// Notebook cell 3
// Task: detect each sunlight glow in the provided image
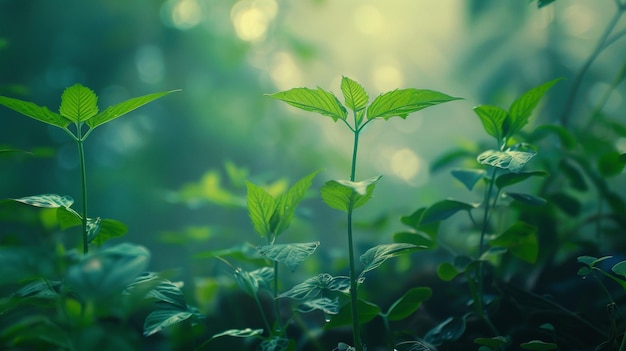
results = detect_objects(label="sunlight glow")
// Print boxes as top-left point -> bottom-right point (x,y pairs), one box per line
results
562,4 -> 594,37
161,0 -> 202,30
390,147 -> 423,184
231,0 -> 278,42
353,5 -> 384,35
269,51 -> 302,90
372,64 -> 403,92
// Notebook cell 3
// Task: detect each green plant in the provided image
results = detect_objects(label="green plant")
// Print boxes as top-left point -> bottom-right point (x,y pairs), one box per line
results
268,77 -> 460,350
0,84 -> 206,350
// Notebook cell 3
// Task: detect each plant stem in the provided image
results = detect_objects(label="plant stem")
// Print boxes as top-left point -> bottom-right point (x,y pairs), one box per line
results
76,124 -> 89,254
347,115 -> 363,351
273,260 -> 283,334
559,2 -> 626,127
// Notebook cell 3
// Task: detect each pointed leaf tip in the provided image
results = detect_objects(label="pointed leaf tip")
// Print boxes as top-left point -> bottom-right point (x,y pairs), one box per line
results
267,87 -> 347,122
367,88 -> 461,120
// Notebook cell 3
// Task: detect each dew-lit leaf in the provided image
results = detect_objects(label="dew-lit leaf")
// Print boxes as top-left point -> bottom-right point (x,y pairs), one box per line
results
11,194 -> 74,208
297,297 -> 339,315
278,273 -> 350,300
360,243 -> 422,276
477,150 -> 536,173
257,241 -> 320,272
273,170 -> 318,235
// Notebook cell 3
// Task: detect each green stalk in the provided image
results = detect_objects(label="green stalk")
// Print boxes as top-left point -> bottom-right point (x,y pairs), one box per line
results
75,123 -> 89,254
273,260 -> 283,334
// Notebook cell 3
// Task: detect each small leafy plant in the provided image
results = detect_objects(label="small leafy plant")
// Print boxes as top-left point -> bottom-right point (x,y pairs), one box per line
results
268,77 -> 460,350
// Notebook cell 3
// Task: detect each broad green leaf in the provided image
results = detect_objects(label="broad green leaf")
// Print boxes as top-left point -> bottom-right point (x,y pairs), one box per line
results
273,170 -> 318,235
393,231 -> 437,250
87,90 -> 179,129
278,273 -> 350,300
246,181 -> 277,238
451,168 -> 486,191
297,297 -> 339,315
58,84 -> 99,122
400,207 -> 440,236
325,299 -> 380,328
0,96 -> 70,128
233,267 -> 273,297
479,246 -> 508,261
473,105 -> 508,141
506,78 -> 561,138
320,175 -> 382,212
386,287 -> 432,321
143,307 -> 194,336
257,241 -> 320,272
65,243 -> 150,300
577,255 -> 612,268
598,151 -> 624,177
57,207 -> 82,229
437,262 -> 460,281
612,261 -> 626,279
474,336 -> 509,349
424,316 -> 466,346
495,171 -> 548,189
420,199 -> 477,225
341,76 -> 368,113
90,218 -> 128,246
520,340 -> 557,350
145,279 -> 187,308
267,87 -> 347,122
11,194 -> 74,208
360,243 -> 421,276
505,192 -> 547,206
477,149 -> 536,173
490,222 -> 538,263
367,89 -> 461,120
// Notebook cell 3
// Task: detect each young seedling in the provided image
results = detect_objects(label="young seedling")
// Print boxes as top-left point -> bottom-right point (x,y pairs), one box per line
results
268,76 -> 460,350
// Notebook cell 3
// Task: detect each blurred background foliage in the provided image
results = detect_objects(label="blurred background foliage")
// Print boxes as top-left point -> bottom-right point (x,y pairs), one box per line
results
1,0 -> 625,293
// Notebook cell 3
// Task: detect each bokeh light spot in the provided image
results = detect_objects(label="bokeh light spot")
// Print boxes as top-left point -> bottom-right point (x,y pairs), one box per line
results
135,45 -> 165,84
372,64 -> 403,92
353,5 -> 383,35
390,147 -> 422,184
161,0 -> 202,30
231,0 -> 278,42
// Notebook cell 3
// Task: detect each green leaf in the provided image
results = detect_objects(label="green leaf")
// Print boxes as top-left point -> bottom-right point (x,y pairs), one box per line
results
143,307 -> 193,337
386,287 -> 432,321
520,340 -> 557,350
473,105 -> 508,141
424,316 -> 466,346
393,231 -> 437,250
11,194 -> 74,208
549,192 -> 581,216
505,192 -> 547,206
297,297 -> 339,315
531,124 -> 576,149
490,222 -> 538,263
320,175 -> 382,212
92,218 -> 127,245
367,89 -> 461,120
246,181 -> 277,238
341,76 -> 368,113
233,267 -> 273,297
0,96 -> 70,128
257,241 -> 320,272
360,243 -> 421,276
0,315 -> 71,349
86,90 -> 179,129
612,261 -> 626,279
58,84 -> 99,123
273,170 -> 318,235
495,171 -> 548,189
437,262 -> 460,281
577,255 -> 611,267
420,199 -> 477,225
536,0 -> 557,8
598,151 -> 624,177
477,150 -> 536,173
506,78 -> 561,138
210,328 -> 263,340
267,87 -> 347,122
278,273 -> 350,300
451,168 -> 486,191
146,279 -> 187,308
474,336 -> 509,349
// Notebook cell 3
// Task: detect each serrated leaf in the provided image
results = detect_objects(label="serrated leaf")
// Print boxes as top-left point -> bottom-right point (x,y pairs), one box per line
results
386,287 -> 432,321
0,96 -> 70,128
341,76 -> 368,113
267,87 -> 347,122
246,181 -> 277,238
490,222 -> 538,263
58,84 -> 99,122
477,149 -> 536,173
507,78 -> 561,138
420,199 -> 477,225
496,171 -> 548,189
143,307 -> 193,336
257,241 -> 320,272
520,340 -> 557,350
320,175 -> 382,212
278,273 -> 350,300
437,262 -> 460,282
451,168 -> 486,191
11,194 -> 74,208
86,90 -> 179,129
360,243 -> 421,277
367,89 -> 461,120
505,192 -> 547,206
273,170 -> 318,235
473,105 -> 508,141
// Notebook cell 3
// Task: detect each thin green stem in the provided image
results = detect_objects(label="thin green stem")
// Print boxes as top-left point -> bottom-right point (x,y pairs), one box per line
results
560,3 -> 625,127
273,260 -> 283,334
253,293 -> 273,336
75,123 -> 89,254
